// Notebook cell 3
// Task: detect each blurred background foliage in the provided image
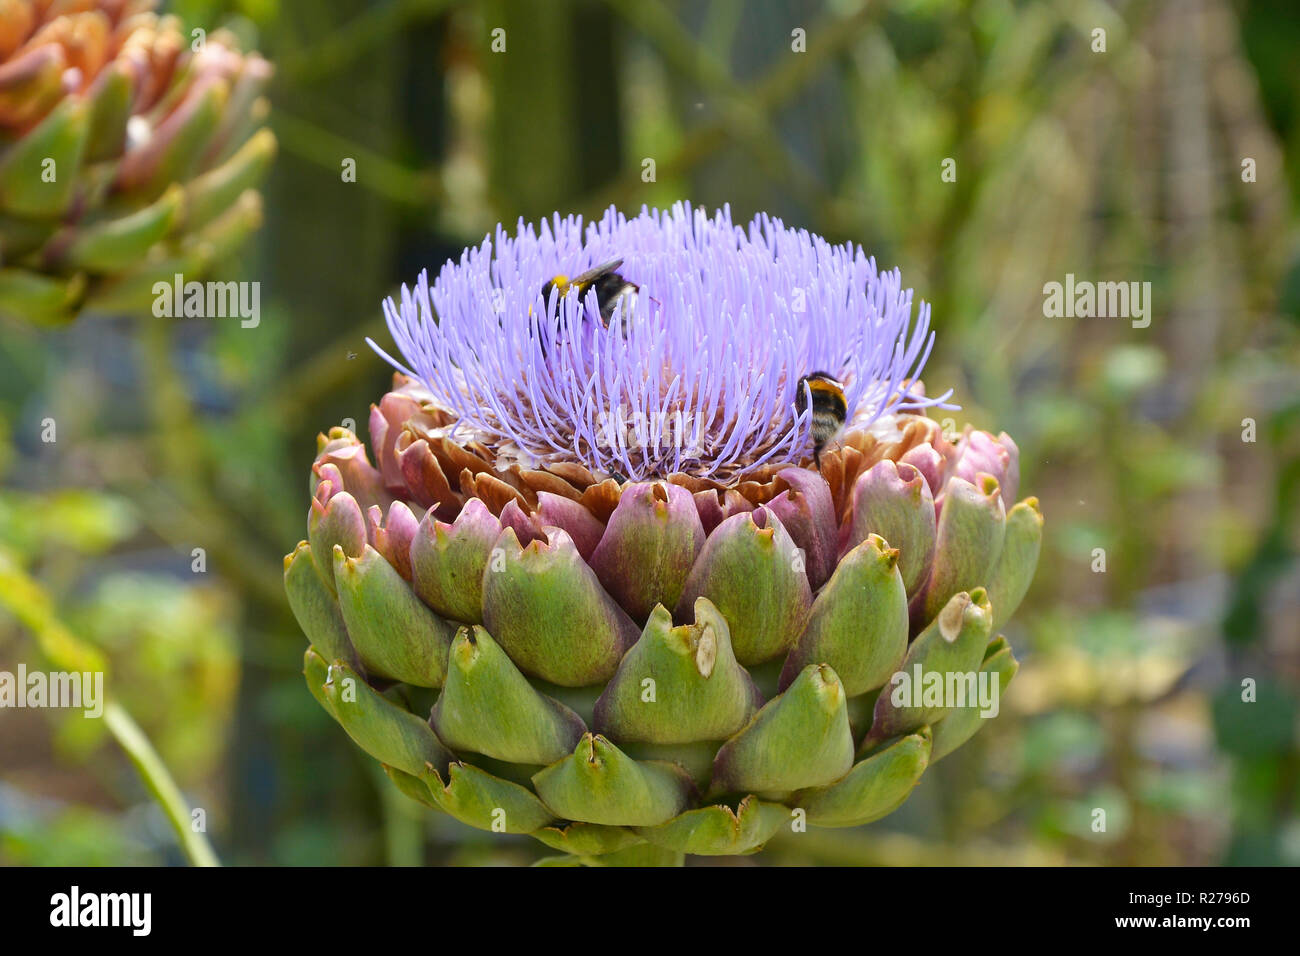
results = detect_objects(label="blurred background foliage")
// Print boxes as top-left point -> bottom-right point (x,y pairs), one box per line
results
2,0 -> 1298,866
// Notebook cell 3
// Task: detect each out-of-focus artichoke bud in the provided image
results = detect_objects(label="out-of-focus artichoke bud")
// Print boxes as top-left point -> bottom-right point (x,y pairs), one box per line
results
0,0 -> 275,325
286,206 -> 1045,865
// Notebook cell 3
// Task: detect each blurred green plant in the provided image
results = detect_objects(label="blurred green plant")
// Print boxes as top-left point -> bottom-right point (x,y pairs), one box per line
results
0,0 -> 276,326
0,430 -> 227,866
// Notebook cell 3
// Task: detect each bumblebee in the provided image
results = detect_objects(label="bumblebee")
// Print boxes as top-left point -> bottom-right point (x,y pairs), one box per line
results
795,371 -> 847,468
541,258 -> 639,330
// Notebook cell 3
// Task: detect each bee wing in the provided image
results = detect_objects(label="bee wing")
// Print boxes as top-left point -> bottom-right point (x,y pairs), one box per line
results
569,258 -> 625,288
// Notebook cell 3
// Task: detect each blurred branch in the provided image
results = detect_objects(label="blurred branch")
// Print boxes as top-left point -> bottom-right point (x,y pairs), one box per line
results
77,447 -> 290,611
279,0 -> 467,83
599,0 -> 836,212
141,322 -> 204,483
272,110 -> 444,206
119,478 -> 289,611
576,3 -> 874,216
116,322 -> 289,611
377,765 -> 425,866
103,702 -> 221,868
0,551 -> 220,868
0,548 -> 106,675
263,312 -> 389,427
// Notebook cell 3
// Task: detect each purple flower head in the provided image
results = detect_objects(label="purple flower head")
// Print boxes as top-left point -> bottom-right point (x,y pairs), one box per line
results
369,203 -> 954,481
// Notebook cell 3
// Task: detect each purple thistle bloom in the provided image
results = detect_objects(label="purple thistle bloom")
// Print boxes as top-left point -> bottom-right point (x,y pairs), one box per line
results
369,203 -> 954,481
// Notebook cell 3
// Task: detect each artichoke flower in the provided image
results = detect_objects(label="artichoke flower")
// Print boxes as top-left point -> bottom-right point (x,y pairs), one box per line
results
286,204 -> 1043,866
0,0 -> 275,325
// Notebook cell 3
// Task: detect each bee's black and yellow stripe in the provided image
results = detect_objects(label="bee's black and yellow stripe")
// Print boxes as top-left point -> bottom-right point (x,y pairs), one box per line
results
796,372 -> 847,467
541,258 -> 636,330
